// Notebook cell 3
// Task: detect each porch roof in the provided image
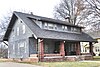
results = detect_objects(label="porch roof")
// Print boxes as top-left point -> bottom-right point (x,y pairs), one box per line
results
3,11 -> 95,42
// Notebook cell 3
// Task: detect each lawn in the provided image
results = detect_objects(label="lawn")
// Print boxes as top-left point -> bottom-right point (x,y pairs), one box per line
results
20,61 -> 100,67
93,56 -> 100,61
39,62 -> 100,67
1,56 -> 100,67
17,56 -> 100,67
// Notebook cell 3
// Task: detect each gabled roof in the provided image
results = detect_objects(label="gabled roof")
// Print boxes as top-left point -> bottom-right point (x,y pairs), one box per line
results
3,11 -> 95,42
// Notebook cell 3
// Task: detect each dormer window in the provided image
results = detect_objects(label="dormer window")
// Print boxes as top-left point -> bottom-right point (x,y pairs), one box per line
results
65,26 -> 68,30
48,23 -> 54,29
71,27 -> 81,32
62,25 -> 68,31
44,22 -> 57,30
44,23 -> 48,29
62,25 -> 65,30
54,24 -> 57,29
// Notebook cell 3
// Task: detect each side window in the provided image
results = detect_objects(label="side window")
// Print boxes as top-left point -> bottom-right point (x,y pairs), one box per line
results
22,25 -> 25,34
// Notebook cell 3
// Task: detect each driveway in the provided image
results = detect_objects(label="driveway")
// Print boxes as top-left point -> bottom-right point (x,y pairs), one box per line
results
0,62 -> 42,67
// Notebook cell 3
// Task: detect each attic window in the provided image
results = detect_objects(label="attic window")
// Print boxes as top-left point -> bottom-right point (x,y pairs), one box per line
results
20,21 -> 22,23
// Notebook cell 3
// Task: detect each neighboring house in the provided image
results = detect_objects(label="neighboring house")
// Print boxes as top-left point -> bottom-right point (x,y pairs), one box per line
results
88,31 -> 100,56
3,11 -> 95,62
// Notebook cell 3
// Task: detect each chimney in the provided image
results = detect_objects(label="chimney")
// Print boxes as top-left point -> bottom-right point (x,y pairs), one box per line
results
30,12 -> 33,15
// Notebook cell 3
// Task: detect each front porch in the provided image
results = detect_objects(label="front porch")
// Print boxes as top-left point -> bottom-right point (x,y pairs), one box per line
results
29,38 -> 94,62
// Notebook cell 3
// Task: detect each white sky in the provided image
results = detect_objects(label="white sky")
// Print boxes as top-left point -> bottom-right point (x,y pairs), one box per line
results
0,0 -> 60,19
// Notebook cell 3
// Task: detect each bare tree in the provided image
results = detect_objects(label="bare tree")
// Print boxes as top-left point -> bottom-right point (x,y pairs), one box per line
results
86,0 -> 100,17
85,0 -> 100,31
54,0 -> 88,25
0,9 -> 31,35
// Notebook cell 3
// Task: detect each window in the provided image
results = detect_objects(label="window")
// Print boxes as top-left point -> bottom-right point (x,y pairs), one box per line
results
44,23 -> 48,29
17,27 -> 19,36
54,24 -> 57,29
65,26 -> 68,30
71,27 -> 74,31
24,42 -> 27,53
62,25 -> 68,31
13,44 -> 15,54
44,22 -> 57,30
95,47 -> 98,52
22,25 -> 25,34
36,21 -> 42,28
20,43 -> 24,47
18,43 -> 20,55
71,27 -> 81,32
62,25 -> 65,30
48,23 -> 54,29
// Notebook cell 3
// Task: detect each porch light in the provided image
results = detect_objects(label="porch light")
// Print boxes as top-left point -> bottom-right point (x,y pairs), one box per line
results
64,41 -> 65,43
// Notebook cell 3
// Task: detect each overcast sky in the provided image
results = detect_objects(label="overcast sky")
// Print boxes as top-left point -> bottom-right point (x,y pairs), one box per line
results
0,0 -> 60,19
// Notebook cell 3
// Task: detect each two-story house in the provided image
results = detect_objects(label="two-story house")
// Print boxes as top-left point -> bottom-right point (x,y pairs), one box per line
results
88,30 -> 100,56
3,11 -> 95,62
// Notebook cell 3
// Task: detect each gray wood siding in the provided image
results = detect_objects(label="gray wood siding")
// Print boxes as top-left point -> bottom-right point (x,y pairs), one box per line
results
8,19 -> 33,58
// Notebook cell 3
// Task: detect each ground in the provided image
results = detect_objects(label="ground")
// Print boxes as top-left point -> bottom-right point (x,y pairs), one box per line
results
1,61 -> 100,67
0,56 -> 100,67
0,62 -> 42,67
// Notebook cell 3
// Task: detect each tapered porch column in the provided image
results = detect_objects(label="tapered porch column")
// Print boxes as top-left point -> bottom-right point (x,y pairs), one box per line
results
39,39 -> 44,61
60,41 -> 65,56
89,42 -> 93,55
76,42 -> 81,55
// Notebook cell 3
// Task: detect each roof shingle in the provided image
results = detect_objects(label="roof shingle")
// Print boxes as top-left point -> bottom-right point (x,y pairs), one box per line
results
3,11 -> 95,42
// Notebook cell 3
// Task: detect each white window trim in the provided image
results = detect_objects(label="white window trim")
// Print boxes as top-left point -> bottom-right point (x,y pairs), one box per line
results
22,25 -> 25,34
17,27 -> 19,36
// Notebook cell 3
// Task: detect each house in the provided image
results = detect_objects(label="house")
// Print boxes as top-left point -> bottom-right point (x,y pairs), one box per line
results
88,30 -> 100,56
80,42 -> 90,54
3,11 -> 96,62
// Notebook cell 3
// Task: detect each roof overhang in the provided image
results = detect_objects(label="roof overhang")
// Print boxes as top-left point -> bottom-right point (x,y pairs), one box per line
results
3,13 -> 18,41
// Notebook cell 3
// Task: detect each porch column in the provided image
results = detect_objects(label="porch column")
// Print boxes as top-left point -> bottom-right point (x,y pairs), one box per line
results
39,39 -> 44,61
89,42 -> 93,55
76,42 -> 81,55
60,41 -> 65,56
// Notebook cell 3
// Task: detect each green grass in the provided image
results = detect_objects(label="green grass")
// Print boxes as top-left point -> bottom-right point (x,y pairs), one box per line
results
93,56 -> 100,61
18,56 -> 100,67
19,61 -> 100,67
39,62 -> 100,67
